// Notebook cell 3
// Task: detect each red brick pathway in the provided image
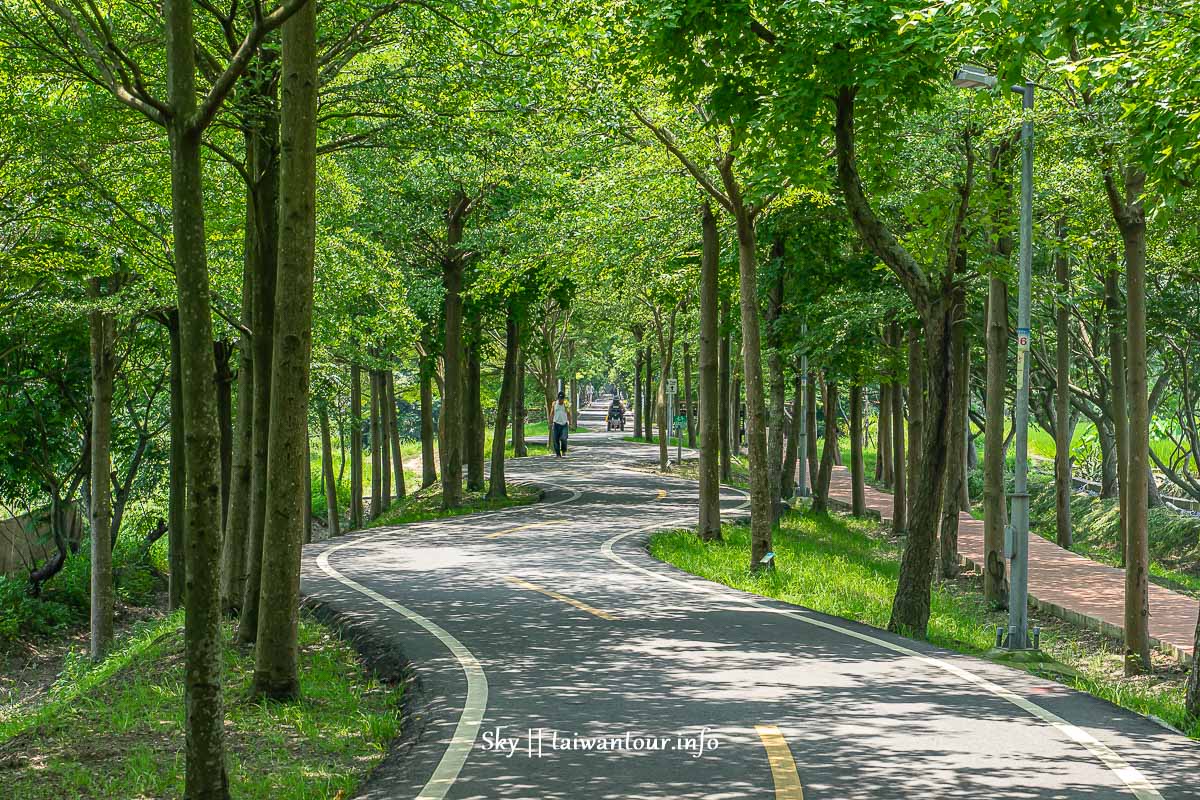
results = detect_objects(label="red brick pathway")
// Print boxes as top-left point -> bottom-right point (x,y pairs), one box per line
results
827,466 -> 1198,659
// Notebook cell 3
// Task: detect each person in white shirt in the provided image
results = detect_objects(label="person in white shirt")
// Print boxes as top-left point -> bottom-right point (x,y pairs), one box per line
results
552,391 -> 570,457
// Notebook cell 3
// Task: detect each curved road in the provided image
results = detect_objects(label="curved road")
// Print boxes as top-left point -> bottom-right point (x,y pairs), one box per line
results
302,402 -> 1200,799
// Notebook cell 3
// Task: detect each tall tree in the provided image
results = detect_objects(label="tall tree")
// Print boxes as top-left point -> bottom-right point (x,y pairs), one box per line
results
697,201 -> 722,539
88,276 -> 117,660
253,0 -> 318,701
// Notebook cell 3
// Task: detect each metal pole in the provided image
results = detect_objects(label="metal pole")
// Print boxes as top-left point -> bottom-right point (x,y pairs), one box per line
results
668,390 -> 674,462
1008,81 -> 1035,649
796,320 -> 808,498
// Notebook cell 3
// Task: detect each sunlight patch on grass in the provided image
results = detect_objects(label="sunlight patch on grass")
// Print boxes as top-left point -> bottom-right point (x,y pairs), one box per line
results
0,615 -> 401,799
367,480 -> 541,529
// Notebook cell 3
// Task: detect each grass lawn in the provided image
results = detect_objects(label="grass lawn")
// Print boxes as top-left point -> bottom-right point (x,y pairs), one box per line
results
311,425 -> 549,521
367,479 -> 542,529
0,612 -> 401,799
650,510 -> 1197,737
640,450 -> 752,490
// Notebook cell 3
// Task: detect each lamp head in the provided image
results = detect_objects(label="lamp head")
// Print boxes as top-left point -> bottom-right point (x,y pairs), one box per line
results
953,65 -> 998,90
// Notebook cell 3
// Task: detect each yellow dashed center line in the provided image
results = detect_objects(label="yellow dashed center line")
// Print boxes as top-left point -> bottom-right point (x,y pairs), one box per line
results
504,576 -> 616,620
484,519 -> 567,539
756,725 -> 804,799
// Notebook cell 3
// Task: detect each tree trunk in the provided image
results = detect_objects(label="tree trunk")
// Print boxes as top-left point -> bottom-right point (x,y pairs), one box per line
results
88,278 -> 116,660
906,322 -> 924,523
940,288 -> 967,580
1099,418 -> 1118,498
644,347 -> 654,441
370,369 -> 382,517
718,298 -> 732,482
654,328 -> 674,472
419,356 -> 437,486
304,433 -> 313,546
238,93 -> 280,644
488,308 -> 519,499
813,381 -> 840,513
633,346 -> 643,439
165,311 -> 187,612
569,363 -> 578,430
387,372 -> 405,501
732,375 -> 742,455
877,381 -> 893,486
1109,171 -> 1151,675
782,370 -> 802,501
466,320 -> 486,491
850,383 -> 866,516
252,0 -> 316,701
1054,225 -> 1073,549
766,255 -> 786,521
984,277 -> 1009,607
959,348 -> 972,511
891,324 -> 907,536
966,416 -> 978,472
806,373 -> 819,492
512,336 -> 527,457
541,368 -> 556,449
889,300 -> 955,635
1105,269 -> 1130,566
215,342 -> 234,530
319,402 -> 340,538
378,371 -> 391,511
220,258 -> 254,615
683,341 -> 696,449
164,0 -> 231,787
698,202 -> 722,539
1189,612 -> 1200,717
350,363 -> 364,528
731,209 -> 772,570
441,195 -> 469,508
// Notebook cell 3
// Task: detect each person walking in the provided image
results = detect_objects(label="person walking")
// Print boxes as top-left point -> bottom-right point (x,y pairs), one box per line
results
552,391 -> 570,457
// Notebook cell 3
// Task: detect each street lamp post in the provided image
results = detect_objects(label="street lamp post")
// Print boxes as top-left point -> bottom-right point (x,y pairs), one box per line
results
954,66 -> 1036,650
796,319 -> 808,499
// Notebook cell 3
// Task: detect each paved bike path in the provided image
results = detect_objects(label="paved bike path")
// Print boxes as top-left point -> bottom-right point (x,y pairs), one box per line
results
302,403 -> 1200,799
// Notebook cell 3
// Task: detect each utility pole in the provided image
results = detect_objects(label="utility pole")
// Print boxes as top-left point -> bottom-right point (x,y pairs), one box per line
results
953,66 -> 1036,650
796,321 -> 808,498
1008,81 -> 1035,650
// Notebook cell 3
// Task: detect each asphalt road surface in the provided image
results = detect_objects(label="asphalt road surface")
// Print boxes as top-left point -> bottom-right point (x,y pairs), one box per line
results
302,400 -> 1200,799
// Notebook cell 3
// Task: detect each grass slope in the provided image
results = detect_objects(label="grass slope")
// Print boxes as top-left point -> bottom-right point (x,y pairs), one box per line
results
0,613 -> 400,799
367,479 -> 542,529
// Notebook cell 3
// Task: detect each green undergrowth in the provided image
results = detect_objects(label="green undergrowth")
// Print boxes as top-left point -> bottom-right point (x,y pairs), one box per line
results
366,479 -> 541,528
0,612 -> 401,799
310,441 -> 548,522
649,510 -> 1198,737
0,530 -> 167,646
1032,487 -> 1200,596
649,451 -> 752,490
839,435 -> 1200,597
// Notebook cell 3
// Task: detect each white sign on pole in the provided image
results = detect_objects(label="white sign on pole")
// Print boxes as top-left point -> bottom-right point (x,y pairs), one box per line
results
666,378 -> 678,395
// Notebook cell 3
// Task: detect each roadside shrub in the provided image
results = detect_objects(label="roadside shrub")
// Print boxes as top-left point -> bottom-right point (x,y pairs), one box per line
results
0,574 -> 77,643
42,545 -> 91,610
2,524 -> 165,645
1029,469 -> 1200,574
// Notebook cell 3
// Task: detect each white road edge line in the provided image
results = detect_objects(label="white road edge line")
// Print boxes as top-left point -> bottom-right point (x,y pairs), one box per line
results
315,482 -> 582,800
600,486 -> 1163,800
